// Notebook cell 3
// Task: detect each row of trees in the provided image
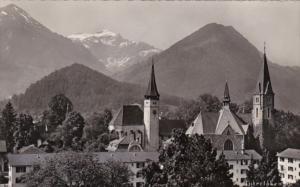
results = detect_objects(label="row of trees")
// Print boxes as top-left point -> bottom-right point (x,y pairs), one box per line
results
22,152 -> 132,187
0,94 -> 115,153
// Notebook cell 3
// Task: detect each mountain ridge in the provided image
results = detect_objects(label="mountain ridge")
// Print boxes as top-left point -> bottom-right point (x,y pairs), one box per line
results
115,23 -> 300,114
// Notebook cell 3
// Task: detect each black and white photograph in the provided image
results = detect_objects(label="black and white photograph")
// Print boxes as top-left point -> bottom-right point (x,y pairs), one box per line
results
0,1 -> 299,187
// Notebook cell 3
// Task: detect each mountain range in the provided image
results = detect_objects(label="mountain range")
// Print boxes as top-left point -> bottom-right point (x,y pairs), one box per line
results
115,23 -> 300,114
0,4 -> 157,100
1,4 -> 299,114
68,31 -> 160,74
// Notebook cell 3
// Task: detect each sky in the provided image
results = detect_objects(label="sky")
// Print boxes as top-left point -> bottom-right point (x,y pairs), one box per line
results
1,1 -> 299,67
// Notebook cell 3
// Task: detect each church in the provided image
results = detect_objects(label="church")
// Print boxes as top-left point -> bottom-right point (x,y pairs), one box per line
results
107,47 -> 274,153
186,47 -> 274,152
107,62 -> 186,152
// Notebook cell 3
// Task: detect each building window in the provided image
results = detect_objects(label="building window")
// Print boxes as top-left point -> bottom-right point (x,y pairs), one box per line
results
229,165 -> 233,169
224,139 -> 233,150
16,166 -> 26,173
136,171 -> 143,178
280,165 -> 284,171
280,157 -> 284,162
15,177 -> 24,183
267,108 -> 270,118
136,162 -> 145,168
256,108 -> 258,118
241,169 -> 247,174
288,167 -> 294,171
288,158 -> 294,163
136,182 -> 145,187
280,173 -> 285,178
288,175 -> 293,180
256,97 -> 259,103
241,178 -> 246,183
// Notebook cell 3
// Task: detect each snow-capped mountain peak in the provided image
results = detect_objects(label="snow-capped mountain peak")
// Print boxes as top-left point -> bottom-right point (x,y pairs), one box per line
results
68,30 -> 161,74
68,29 -> 118,41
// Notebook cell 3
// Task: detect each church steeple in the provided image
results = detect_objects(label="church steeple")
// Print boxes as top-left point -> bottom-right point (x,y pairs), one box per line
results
256,43 -> 273,95
145,60 -> 160,100
223,81 -> 231,106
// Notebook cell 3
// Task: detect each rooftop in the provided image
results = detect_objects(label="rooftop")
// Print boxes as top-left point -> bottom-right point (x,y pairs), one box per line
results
277,148 -> 300,160
8,152 -> 159,166
217,149 -> 262,160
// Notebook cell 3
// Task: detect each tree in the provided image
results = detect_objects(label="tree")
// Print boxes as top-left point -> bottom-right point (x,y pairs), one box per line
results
22,152 -> 132,187
84,109 -> 113,140
1,102 -> 17,152
143,129 -> 233,187
50,111 -> 85,150
13,113 -> 40,150
42,94 -> 73,132
103,160 -> 133,187
246,150 -> 281,187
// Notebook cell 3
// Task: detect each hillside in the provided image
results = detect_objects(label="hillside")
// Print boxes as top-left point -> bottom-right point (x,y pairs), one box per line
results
0,4 -> 107,100
115,23 -> 300,114
11,63 -> 180,114
68,30 -> 160,74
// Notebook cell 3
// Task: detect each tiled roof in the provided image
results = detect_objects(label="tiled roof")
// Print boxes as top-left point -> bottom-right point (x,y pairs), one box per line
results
8,152 -> 159,166
186,112 -> 219,135
18,145 -> 45,154
109,105 -> 144,127
217,150 -> 262,160
0,140 -> 7,153
277,148 -> 300,160
159,119 -> 186,137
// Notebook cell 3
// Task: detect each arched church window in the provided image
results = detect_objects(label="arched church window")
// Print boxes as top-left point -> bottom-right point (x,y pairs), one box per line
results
224,139 -> 233,150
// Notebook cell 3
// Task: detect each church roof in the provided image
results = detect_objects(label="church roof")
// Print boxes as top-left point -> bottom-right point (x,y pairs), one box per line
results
256,49 -> 274,95
109,105 -> 144,127
159,119 -> 186,137
215,107 -> 247,135
186,109 -> 249,136
145,63 -> 160,100
186,112 -> 219,135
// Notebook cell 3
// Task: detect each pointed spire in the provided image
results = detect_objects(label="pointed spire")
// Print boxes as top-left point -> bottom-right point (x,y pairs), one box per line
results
256,43 -> 274,95
223,81 -> 231,106
145,59 -> 160,100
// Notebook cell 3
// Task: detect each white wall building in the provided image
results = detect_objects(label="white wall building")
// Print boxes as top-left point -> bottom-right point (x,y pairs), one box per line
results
277,148 -> 300,185
7,152 -> 159,187
218,150 -> 261,187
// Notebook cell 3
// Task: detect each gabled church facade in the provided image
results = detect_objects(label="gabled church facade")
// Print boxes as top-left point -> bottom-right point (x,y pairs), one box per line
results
186,82 -> 249,151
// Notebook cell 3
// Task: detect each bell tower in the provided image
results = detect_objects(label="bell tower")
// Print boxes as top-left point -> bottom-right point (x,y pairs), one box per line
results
144,61 -> 160,151
252,44 -> 274,149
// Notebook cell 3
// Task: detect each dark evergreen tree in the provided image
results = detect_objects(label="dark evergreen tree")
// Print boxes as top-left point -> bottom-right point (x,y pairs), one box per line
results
1,102 -> 17,152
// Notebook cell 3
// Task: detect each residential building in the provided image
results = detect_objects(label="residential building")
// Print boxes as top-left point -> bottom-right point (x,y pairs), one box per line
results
277,148 -> 300,185
218,150 -> 261,187
7,152 -> 159,187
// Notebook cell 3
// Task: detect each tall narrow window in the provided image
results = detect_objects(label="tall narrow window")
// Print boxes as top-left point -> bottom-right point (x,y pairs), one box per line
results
256,108 -> 258,118
224,139 -> 233,150
267,108 -> 270,118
